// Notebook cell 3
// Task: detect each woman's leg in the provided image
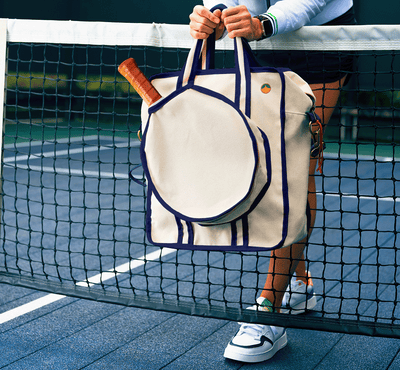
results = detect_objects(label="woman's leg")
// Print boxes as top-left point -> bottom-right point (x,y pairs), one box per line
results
260,76 -> 347,310
293,76 -> 347,281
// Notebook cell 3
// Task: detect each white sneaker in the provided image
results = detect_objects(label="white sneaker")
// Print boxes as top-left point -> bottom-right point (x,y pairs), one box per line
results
223,297 -> 287,363
281,271 -> 317,314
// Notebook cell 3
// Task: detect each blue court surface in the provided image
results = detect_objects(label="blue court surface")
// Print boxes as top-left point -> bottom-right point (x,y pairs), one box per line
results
0,136 -> 400,369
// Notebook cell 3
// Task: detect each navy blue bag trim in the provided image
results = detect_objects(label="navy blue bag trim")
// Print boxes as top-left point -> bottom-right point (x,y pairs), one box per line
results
142,36 -> 264,225
176,38 -> 204,89
242,215 -> 249,247
209,3 -> 227,12
186,221 -> 194,245
220,69 -> 289,251
175,216 -> 184,244
205,32 -> 216,70
234,38 -> 253,117
141,84 -> 263,225
145,112 -> 289,251
277,68 -> 290,249
142,36 -> 294,251
202,4 -> 225,71
231,221 -> 238,247
149,66 -> 292,85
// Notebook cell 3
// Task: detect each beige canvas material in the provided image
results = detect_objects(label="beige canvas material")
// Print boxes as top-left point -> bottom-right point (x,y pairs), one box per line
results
139,37 -> 315,251
142,38 -> 269,225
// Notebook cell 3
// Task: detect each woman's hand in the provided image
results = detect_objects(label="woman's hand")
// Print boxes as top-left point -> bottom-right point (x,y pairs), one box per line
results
221,5 -> 263,41
189,5 -> 225,40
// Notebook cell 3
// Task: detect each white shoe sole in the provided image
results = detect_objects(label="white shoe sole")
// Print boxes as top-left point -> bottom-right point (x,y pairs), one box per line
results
281,293 -> 317,315
223,331 -> 288,363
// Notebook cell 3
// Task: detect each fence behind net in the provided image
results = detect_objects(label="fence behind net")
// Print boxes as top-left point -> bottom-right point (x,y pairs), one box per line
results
0,19 -> 400,337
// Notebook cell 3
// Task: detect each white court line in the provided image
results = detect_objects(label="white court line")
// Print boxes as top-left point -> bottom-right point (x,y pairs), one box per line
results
5,164 -> 131,180
3,135 -> 137,149
0,247 -> 175,324
0,196 -> 396,324
323,152 -> 399,162
2,139 -> 142,179
0,146 -> 394,323
0,138 -> 146,323
321,192 -> 399,203
3,141 -> 138,164
3,146 -> 108,163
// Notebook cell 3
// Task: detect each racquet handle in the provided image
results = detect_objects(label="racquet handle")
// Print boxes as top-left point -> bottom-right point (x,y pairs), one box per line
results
118,58 -> 162,106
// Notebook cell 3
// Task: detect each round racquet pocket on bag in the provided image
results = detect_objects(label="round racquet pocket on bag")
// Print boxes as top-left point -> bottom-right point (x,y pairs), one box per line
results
141,86 -> 271,225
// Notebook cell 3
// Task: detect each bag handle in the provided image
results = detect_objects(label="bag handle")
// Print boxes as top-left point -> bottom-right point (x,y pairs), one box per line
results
234,37 -> 251,115
177,3 -> 225,86
177,36 -> 253,117
202,4 -> 225,69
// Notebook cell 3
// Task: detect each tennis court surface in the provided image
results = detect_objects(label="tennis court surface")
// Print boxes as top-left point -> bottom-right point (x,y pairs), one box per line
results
1,19 -> 400,369
0,142 -> 400,369
0,283 -> 399,369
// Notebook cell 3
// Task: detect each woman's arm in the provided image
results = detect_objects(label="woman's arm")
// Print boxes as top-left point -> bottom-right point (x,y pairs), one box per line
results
202,0 -> 335,36
265,0 -> 329,35
189,5 -> 226,39
192,0 -> 339,41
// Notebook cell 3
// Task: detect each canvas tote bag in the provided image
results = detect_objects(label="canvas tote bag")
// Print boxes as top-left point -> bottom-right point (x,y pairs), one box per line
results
138,35 -> 316,251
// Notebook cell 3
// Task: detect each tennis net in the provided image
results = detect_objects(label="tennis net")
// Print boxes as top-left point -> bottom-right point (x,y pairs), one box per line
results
1,19 -> 400,338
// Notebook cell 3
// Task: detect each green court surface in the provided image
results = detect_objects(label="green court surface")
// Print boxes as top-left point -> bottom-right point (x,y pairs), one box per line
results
3,119 -> 141,145
325,142 -> 400,160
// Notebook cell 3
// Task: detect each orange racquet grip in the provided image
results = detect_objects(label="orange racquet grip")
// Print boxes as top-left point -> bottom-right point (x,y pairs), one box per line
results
118,58 -> 162,106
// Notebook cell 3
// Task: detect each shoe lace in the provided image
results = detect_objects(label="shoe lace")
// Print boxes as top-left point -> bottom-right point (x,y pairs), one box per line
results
237,323 -> 266,339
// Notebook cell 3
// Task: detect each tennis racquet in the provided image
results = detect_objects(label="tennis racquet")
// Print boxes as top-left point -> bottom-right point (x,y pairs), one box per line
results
118,58 -> 162,106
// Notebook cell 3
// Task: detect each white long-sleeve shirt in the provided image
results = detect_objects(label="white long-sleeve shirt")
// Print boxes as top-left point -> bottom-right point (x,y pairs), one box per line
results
202,0 -> 353,36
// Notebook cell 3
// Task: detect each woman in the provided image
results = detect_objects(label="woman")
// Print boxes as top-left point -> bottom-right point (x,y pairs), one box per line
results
189,0 -> 356,364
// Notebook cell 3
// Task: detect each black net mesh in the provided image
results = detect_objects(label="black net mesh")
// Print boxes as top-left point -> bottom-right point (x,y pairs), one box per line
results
1,30 -> 400,338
